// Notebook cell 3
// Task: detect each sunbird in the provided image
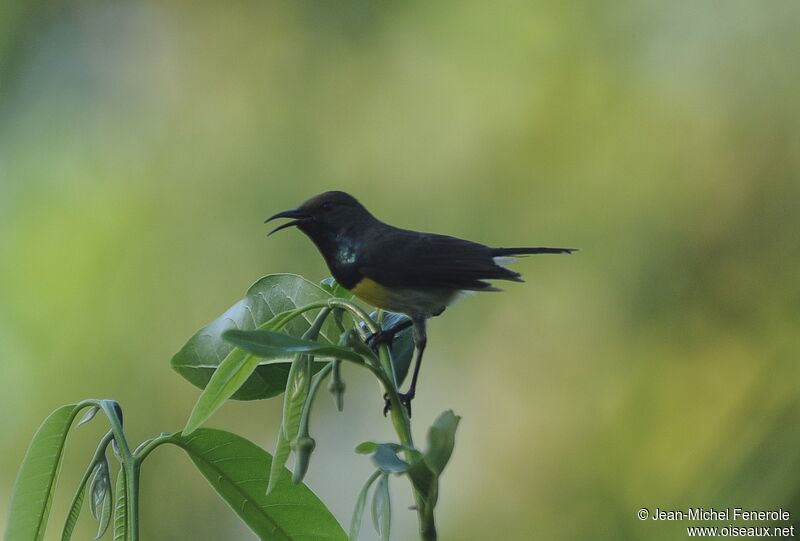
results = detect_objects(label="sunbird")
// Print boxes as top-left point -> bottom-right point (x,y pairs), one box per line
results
266,191 -> 575,415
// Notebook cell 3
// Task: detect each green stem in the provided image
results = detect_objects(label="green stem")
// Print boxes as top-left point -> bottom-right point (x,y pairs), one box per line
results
303,307 -> 332,340
267,301 -> 329,331
327,301 -> 411,437
324,301 -> 434,538
325,298 -> 379,334
62,430 -> 115,537
373,310 -> 397,385
98,400 -> 139,541
379,343 -> 434,538
133,433 -> 173,462
291,308 -> 334,437
266,297 -> 436,538
124,462 -> 140,541
297,363 -> 334,438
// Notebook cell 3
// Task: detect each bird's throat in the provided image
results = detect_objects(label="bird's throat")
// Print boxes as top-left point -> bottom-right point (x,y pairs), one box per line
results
302,229 -> 363,289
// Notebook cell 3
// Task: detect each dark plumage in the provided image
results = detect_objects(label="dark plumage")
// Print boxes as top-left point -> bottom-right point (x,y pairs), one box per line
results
266,191 -> 575,414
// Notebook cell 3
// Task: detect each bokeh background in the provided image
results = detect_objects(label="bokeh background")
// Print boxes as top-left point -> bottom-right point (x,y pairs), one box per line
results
2,1 -> 800,539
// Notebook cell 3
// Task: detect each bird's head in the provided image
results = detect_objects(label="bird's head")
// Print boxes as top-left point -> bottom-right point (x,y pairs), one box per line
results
265,191 -> 372,240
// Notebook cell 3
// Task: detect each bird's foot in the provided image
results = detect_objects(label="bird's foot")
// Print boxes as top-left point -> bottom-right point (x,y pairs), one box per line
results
366,329 -> 395,351
383,390 -> 415,418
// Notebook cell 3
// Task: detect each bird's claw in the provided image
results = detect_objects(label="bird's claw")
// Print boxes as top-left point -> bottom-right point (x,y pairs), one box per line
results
366,329 -> 394,351
383,391 -> 415,417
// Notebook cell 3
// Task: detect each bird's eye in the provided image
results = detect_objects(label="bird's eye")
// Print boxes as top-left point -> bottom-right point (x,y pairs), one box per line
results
321,202 -> 334,212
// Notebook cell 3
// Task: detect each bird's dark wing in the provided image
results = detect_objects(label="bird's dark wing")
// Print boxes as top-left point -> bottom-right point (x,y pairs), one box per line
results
359,230 -> 520,291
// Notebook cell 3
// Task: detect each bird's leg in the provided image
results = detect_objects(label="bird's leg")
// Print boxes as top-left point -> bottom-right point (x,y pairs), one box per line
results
366,318 -> 413,350
383,318 -> 427,417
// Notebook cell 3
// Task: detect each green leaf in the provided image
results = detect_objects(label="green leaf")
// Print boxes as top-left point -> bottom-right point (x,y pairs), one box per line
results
354,442 -> 378,455
181,351 -> 284,435
371,445 -> 411,474
5,404 -> 80,541
61,469 -> 89,541
183,328 -> 356,435
371,474 -> 391,541
267,354 -> 310,493
424,410 -> 460,476
405,459 -> 436,507
111,469 -> 126,541
95,483 -> 112,540
171,274 -> 341,401
167,429 -> 347,540
89,460 -> 109,521
402,411 -> 461,515
268,428 -> 292,496
77,406 -> 100,428
357,442 -> 418,470
222,329 -> 366,364
320,277 -> 353,299
349,470 -> 381,541
182,350 -> 264,435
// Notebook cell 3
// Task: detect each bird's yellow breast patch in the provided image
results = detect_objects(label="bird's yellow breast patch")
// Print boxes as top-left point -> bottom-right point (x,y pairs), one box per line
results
350,277 -> 457,317
350,277 -> 394,309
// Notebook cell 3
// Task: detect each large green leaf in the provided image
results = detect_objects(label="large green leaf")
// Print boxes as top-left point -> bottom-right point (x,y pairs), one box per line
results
182,350 -> 269,435
183,328 -> 365,435
167,429 -> 347,541
319,277 -> 353,300
5,404 -> 80,541
171,274 -> 340,400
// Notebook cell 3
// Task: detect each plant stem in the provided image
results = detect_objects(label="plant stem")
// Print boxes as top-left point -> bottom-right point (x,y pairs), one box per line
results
124,461 -> 140,541
261,297 -> 438,539
297,363 -> 333,436
133,433 -> 173,462
327,300 -> 436,539
98,400 -> 140,541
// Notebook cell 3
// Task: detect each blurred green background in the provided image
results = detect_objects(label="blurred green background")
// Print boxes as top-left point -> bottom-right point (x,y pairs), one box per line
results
2,1 -> 799,539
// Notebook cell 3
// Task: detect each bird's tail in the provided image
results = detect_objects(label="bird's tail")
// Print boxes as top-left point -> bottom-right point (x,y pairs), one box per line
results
492,246 -> 577,256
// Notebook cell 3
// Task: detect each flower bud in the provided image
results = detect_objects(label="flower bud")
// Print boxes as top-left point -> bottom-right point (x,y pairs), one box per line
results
328,360 -> 346,411
291,436 -> 316,484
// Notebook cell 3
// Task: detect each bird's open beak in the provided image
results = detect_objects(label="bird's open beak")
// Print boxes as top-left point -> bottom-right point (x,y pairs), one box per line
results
264,208 -> 308,236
